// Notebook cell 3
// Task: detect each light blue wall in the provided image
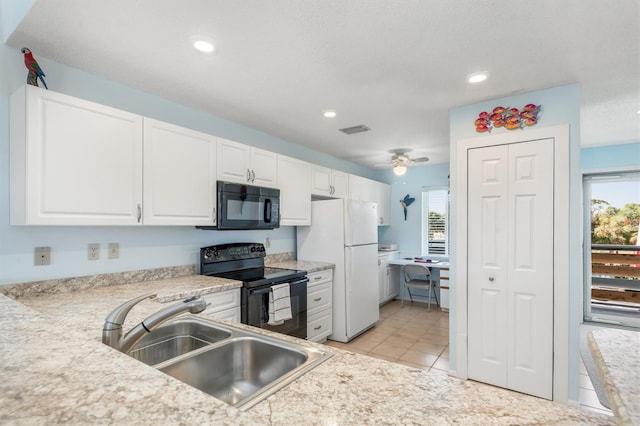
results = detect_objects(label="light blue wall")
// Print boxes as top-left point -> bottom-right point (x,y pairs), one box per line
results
0,0 -> 35,42
378,163 -> 449,256
448,84 -> 582,402
581,142 -> 640,170
0,38 -> 379,285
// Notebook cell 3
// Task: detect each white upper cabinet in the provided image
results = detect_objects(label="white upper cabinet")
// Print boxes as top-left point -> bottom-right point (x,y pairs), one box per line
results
371,179 -> 391,226
10,85 -> 143,225
143,118 -> 217,226
217,138 -> 277,187
277,154 -> 311,226
311,165 -> 348,198
348,175 -> 391,225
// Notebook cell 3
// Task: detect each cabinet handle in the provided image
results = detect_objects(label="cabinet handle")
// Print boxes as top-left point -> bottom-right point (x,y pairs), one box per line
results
314,325 -> 322,330
137,204 -> 142,223
212,207 -> 216,223
246,169 -> 251,182
380,217 -> 383,224
252,170 -> 256,182
489,276 -> 495,282
314,276 -> 322,280
314,297 -> 322,302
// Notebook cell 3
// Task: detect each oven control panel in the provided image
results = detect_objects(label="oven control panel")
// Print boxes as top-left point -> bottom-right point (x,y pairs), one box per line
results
201,242 -> 266,263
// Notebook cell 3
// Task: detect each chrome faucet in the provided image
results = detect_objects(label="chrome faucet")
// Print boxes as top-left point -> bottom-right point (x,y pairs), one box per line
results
102,293 -> 208,354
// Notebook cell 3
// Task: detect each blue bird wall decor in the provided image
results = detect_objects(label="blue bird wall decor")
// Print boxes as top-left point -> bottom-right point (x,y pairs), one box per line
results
399,194 -> 415,221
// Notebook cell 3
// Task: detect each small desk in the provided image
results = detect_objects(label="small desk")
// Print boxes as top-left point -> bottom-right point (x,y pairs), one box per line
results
388,259 -> 450,310
388,258 -> 450,269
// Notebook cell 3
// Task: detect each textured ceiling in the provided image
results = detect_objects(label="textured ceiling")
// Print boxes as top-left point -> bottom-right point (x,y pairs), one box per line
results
6,0 -> 640,169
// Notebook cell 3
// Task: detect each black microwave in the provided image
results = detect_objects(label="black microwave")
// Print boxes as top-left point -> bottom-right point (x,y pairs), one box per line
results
201,181 -> 280,230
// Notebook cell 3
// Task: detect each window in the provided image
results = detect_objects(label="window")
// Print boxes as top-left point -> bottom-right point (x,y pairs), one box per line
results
422,187 -> 449,256
583,171 -> 640,328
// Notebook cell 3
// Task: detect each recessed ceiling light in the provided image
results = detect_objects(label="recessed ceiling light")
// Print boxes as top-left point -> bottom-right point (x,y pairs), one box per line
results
467,72 -> 489,84
190,36 -> 216,54
323,110 -> 337,118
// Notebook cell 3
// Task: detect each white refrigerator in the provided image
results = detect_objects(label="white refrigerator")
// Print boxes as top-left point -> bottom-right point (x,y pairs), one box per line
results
297,199 -> 379,342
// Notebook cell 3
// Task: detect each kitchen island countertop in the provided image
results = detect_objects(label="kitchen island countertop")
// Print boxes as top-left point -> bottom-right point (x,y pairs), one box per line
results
0,269 -> 613,425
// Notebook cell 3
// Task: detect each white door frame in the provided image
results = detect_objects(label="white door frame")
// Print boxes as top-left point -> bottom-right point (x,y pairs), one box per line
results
455,124 -> 571,402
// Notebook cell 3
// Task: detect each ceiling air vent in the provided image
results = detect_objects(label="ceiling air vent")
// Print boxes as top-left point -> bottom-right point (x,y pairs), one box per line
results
339,125 -> 371,135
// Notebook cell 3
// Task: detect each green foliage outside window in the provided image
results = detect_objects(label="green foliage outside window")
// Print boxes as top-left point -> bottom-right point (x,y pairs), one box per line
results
591,200 -> 640,245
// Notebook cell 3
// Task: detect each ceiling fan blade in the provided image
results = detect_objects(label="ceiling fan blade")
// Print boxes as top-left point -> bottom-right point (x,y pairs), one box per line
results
411,156 -> 430,163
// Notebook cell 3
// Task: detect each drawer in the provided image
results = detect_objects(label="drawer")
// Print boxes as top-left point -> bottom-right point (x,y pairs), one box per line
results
307,309 -> 332,342
307,282 -> 331,314
203,288 -> 240,313
440,288 -> 449,312
204,306 -> 241,322
307,269 -> 333,286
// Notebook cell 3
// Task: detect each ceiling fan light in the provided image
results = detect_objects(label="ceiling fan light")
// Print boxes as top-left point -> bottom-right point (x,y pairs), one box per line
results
393,165 -> 407,176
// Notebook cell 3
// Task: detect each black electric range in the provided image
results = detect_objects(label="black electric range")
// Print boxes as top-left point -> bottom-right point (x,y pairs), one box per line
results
200,242 -> 308,338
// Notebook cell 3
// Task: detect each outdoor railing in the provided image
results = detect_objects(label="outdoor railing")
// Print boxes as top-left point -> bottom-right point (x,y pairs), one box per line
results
591,244 -> 640,304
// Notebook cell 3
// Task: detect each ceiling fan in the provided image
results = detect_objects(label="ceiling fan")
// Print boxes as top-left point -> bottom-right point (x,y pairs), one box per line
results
387,150 -> 429,175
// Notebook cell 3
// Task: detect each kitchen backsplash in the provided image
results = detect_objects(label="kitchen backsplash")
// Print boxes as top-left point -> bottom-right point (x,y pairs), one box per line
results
265,252 -> 294,264
1,264 -> 195,299
1,252 -> 296,300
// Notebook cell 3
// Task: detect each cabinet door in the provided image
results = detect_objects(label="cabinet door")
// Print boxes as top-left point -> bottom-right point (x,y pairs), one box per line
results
331,170 -> 349,198
378,256 -> 388,304
277,155 -> 311,226
250,147 -> 278,188
373,181 -> 391,225
143,118 -> 216,225
311,165 -> 332,197
217,138 -> 251,184
348,174 -> 367,201
10,85 -> 143,225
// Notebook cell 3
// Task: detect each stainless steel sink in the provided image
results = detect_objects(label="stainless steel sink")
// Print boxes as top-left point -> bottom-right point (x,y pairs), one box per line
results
126,316 -> 332,410
129,318 -> 232,365
159,336 -> 310,407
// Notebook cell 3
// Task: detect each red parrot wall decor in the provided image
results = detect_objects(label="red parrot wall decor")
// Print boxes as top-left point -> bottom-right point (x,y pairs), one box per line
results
21,47 -> 48,90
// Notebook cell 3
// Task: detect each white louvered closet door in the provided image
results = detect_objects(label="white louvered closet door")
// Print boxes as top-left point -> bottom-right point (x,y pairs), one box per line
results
467,138 -> 554,400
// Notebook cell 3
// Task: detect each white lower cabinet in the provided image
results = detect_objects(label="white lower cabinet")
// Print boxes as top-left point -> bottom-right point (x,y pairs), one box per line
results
201,288 -> 241,322
378,251 -> 400,304
306,269 -> 333,342
439,267 -> 450,312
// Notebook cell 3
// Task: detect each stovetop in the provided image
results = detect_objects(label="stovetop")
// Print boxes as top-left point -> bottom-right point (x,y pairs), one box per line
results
207,266 -> 307,288
200,242 -> 306,288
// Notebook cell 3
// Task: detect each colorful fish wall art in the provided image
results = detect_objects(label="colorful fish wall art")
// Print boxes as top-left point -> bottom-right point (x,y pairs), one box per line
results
475,104 -> 541,133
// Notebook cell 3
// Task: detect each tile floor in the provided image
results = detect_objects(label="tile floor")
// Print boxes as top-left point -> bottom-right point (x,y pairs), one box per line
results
325,299 -> 613,416
325,300 -> 450,373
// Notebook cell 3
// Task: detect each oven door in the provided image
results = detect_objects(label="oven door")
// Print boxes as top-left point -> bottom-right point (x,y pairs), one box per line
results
242,277 -> 308,339
217,182 -> 280,230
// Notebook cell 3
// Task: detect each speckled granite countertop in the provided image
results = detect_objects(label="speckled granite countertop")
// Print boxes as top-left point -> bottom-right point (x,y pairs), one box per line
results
588,329 -> 640,425
266,259 -> 335,274
1,267 -> 613,425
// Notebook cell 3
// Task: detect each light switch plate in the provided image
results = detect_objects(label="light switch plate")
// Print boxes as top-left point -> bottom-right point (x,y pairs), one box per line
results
108,242 -> 119,259
34,246 -> 51,266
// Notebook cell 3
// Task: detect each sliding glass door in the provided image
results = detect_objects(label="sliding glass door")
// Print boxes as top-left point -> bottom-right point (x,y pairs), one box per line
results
583,171 -> 640,328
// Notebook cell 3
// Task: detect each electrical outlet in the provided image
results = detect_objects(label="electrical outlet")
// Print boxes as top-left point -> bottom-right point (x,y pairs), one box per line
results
108,242 -> 120,259
34,246 -> 51,266
88,243 -> 100,261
